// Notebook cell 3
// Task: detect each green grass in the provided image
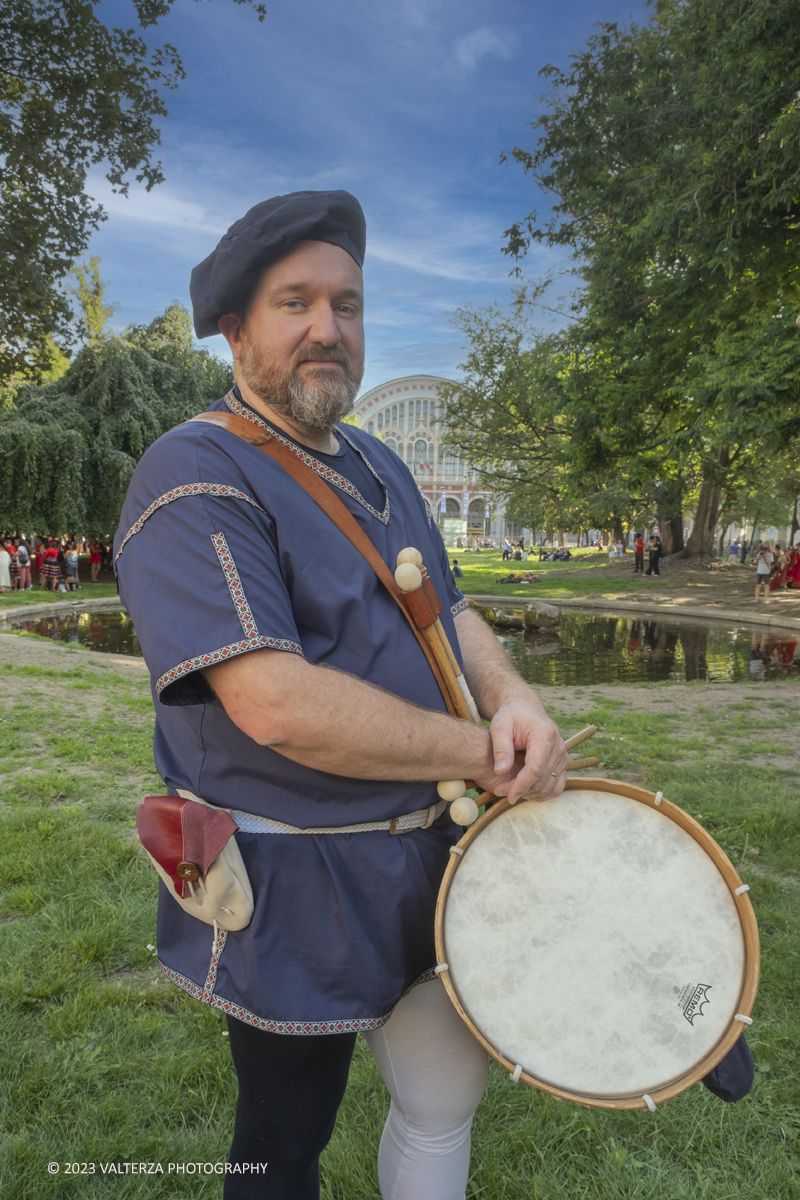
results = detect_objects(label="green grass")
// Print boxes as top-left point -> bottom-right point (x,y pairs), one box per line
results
1,654 -> 799,1197
0,583 -> 120,611
448,548 -> 682,599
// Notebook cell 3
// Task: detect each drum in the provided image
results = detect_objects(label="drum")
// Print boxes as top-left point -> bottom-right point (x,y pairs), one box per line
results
435,779 -> 759,1110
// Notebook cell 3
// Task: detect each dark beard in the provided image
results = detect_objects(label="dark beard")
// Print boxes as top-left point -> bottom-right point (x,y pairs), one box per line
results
238,340 -> 362,436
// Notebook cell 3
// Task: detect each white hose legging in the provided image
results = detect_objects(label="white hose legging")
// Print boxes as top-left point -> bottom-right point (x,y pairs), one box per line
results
363,978 -> 489,1200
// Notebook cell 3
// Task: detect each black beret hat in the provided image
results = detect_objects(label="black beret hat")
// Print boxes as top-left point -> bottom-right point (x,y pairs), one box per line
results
190,189 -> 367,338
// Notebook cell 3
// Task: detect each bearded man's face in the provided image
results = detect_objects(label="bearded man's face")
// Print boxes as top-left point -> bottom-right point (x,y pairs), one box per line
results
229,240 -> 365,436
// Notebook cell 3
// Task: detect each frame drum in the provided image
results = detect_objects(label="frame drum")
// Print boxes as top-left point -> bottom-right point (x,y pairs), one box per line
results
435,780 -> 759,1110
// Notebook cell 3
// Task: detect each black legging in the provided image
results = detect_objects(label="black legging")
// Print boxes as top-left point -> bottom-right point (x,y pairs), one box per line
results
224,1016 -> 357,1199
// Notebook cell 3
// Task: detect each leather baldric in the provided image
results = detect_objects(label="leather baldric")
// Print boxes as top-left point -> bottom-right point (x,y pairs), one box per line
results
188,410 -> 457,716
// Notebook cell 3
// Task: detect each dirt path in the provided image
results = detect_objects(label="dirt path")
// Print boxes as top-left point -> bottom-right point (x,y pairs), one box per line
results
541,558 -> 800,617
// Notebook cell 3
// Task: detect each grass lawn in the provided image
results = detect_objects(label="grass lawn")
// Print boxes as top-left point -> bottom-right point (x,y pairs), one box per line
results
447,548 -> 679,600
1,638 -> 798,1198
0,583 -> 120,612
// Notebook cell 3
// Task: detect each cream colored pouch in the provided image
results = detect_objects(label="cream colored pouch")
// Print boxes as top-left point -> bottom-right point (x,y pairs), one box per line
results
136,792 -> 254,931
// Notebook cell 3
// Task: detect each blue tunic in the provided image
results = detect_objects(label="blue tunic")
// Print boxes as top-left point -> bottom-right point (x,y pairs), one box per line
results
115,390 -> 469,1033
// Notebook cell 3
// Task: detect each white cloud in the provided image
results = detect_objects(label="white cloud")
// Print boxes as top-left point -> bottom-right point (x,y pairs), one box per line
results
86,174 -> 227,236
454,27 -> 513,71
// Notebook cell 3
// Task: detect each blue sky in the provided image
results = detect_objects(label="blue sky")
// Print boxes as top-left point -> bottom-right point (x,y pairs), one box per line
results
91,0 -> 648,394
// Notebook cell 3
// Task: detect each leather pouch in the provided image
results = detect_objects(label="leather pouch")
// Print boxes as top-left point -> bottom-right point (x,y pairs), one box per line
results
136,794 -> 254,931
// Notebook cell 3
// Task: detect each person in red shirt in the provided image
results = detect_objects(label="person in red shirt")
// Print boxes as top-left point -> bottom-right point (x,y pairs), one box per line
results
42,541 -> 61,591
634,533 -> 645,574
32,539 -> 45,587
89,540 -> 103,582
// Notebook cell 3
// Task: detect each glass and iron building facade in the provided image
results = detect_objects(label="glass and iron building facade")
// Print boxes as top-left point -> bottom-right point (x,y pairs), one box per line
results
354,375 -> 526,546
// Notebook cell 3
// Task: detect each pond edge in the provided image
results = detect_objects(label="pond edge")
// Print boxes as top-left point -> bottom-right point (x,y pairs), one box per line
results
465,595 -> 800,636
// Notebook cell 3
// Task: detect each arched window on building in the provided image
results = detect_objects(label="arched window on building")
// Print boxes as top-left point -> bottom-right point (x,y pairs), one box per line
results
413,439 -> 434,476
445,497 -> 461,517
377,402 -> 405,434
442,452 -> 460,477
468,499 -> 485,526
384,437 -> 400,457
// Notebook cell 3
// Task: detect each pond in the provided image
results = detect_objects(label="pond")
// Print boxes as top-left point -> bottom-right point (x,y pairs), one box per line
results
8,606 -> 141,657
499,610 -> 800,686
6,605 -> 799,685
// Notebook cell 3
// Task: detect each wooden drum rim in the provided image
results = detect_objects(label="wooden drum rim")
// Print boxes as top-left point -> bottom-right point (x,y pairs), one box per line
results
434,777 -> 760,1111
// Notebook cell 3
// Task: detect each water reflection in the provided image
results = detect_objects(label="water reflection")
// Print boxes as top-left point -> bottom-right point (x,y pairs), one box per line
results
499,612 -> 800,686
7,606 -> 800,686
9,607 -> 141,657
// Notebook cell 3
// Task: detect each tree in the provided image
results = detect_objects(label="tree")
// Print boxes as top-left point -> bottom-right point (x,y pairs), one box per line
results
0,302 -> 233,535
438,291 -> 689,545
501,0 -> 800,556
71,256 -> 118,347
0,0 -> 265,383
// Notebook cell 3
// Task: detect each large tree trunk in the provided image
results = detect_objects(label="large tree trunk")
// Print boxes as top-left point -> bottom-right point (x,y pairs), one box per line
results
674,451 -> 731,560
791,496 -> 799,548
683,479 -> 722,557
662,516 -> 685,554
656,478 -> 685,555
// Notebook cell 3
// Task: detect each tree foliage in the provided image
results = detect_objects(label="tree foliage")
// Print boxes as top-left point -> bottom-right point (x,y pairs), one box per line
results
0,0 -> 265,383
447,0 -> 800,554
0,302 -> 233,534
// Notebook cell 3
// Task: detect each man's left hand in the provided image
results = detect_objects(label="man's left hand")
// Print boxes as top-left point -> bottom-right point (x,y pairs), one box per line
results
476,702 -> 568,804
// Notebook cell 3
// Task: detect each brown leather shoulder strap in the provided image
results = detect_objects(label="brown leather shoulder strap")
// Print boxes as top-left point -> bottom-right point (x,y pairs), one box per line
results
189,411 -> 456,715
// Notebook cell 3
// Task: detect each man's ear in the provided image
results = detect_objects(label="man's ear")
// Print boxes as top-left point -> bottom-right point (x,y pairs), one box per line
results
218,313 -> 243,356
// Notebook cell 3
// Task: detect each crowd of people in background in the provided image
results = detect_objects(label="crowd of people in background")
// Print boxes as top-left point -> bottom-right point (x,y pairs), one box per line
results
751,539 -> 800,602
0,535 -> 113,593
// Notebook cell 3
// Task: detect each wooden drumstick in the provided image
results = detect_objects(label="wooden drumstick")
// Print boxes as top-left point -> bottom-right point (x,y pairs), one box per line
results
478,746 -> 599,810
564,725 -> 597,752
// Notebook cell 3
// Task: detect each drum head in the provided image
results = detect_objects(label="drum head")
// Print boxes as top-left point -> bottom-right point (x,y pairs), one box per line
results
436,780 -> 759,1109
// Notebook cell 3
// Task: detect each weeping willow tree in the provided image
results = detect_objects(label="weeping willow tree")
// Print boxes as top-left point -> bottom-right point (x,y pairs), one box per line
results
0,303 -> 232,535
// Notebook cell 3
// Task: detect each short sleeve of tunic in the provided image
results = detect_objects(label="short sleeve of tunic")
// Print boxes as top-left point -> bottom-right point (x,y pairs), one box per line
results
114,425 -> 303,706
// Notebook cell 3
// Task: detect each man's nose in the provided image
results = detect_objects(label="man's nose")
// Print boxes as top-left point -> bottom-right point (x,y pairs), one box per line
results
308,302 -> 340,346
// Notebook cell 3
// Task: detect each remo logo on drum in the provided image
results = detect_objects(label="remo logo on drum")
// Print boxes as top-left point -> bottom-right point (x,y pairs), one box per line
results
676,983 -> 713,1025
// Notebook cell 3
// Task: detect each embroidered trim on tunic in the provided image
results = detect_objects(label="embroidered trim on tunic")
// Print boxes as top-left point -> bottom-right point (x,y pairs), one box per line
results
116,483 -> 265,562
202,927 -> 227,999
210,532 -> 259,640
422,496 -> 434,527
451,597 -> 469,617
224,391 -> 391,526
156,635 -> 303,696
159,960 -> 439,1034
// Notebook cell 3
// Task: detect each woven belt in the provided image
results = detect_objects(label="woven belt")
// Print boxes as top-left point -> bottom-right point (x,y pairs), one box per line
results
177,790 -> 446,836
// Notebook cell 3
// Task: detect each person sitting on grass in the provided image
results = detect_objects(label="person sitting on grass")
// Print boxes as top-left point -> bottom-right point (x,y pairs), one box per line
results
497,571 -> 540,584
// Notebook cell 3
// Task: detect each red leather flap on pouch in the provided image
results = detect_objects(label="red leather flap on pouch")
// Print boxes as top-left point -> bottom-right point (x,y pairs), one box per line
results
137,795 -> 239,895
